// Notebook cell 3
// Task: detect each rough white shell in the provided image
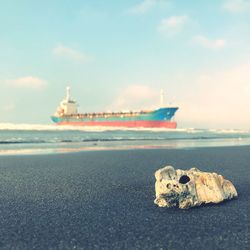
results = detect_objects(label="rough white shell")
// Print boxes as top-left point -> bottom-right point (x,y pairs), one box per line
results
154,166 -> 238,209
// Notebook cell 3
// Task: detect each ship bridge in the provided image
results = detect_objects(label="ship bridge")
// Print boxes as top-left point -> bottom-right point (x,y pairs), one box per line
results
55,87 -> 78,116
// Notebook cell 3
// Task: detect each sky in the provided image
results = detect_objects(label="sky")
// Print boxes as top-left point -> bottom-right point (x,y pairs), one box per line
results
0,0 -> 250,129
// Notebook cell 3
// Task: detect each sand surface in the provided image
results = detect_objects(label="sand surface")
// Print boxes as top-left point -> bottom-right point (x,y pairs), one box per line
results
0,146 -> 249,249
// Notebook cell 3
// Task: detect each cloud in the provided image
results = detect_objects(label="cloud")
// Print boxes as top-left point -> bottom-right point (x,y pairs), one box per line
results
158,16 -> 189,36
193,35 -> 226,49
223,0 -> 250,13
2,103 -> 15,112
52,45 -> 93,62
176,63 -> 250,128
128,0 -> 156,14
109,85 -> 161,110
7,76 -> 47,89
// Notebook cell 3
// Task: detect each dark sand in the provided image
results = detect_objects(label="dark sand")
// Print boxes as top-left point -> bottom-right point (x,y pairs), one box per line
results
0,146 -> 249,249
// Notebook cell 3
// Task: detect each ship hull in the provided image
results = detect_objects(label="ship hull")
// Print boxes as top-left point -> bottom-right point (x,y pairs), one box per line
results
55,120 -> 177,128
51,107 -> 178,129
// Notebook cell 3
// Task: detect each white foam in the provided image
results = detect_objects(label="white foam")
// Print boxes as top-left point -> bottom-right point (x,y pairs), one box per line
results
0,123 -> 201,133
1,123 -> 248,134
208,128 -> 250,134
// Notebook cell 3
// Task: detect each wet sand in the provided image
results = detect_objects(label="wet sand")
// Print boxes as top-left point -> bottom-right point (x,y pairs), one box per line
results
0,146 -> 249,249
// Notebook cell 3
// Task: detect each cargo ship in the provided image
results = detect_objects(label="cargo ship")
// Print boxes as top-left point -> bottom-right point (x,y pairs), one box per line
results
51,87 -> 178,128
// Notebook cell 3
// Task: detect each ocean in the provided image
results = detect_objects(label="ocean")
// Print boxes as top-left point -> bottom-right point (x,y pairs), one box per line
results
0,123 -> 249,155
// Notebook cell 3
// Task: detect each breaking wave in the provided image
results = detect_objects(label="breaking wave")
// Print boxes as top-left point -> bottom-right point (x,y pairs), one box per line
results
0,123 -> 202,133
0,123 -> 250,155
0,123 -> 249,134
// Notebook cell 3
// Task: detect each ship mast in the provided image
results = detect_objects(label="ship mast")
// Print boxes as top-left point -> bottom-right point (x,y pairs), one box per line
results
66,86 -> 71,102
160,89 -> 165,107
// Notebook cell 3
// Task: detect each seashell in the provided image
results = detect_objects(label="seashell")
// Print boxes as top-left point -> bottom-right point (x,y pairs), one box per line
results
154,166 -> 238,209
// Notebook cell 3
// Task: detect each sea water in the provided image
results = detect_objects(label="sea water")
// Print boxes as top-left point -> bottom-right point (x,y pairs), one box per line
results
0,123 -> 250,155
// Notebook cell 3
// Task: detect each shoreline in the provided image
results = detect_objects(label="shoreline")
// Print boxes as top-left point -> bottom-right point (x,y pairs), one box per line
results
0,146 -> 249,249
1,138 -> 250,156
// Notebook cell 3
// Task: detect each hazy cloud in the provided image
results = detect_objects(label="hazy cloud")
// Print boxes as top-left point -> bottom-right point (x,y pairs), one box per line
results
109,85 -> 161,110
7,76 -> 47,89
158,16 -> 189,36
128,0 -> 169,14
53,45 -> 93,62
177,63 -> 250,128
193,35 -> 226,49
128,0 -> 156,14
223,0 -> 250,13
2,102 -> 15,112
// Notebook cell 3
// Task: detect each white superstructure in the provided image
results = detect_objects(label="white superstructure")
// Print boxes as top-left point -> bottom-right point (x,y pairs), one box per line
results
55,87 -> 78,116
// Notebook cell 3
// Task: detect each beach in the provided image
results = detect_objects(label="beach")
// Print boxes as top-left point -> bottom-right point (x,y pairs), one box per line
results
0,146 -> 249,249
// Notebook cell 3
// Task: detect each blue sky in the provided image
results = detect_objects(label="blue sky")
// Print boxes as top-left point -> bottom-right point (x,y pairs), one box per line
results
1,0 -> 250,128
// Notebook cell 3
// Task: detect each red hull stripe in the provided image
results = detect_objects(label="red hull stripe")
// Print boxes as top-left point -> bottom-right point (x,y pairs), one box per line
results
57,121 -> 177,128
